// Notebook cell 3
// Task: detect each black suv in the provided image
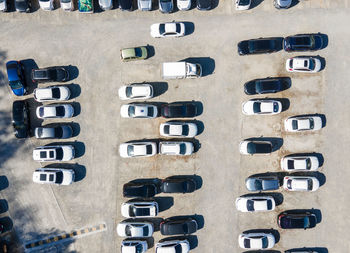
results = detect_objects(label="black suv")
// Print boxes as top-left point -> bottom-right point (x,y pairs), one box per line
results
161,176 -> 196,193
244,77 -> 289,95
12,100 -> 30,138
123,181 -> 160,198
160,217 -> 198,235
161,102 -> 197,118
31,67 -> 69,82
284,34 -> 323,52
278,211 -> 317,229
238,37 -> 283,55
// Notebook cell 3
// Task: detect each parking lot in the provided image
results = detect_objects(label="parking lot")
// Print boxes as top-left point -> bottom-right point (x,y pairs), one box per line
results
0,0 -> 350,252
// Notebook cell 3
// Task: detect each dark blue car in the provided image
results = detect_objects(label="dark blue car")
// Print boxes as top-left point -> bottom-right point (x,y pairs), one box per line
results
6,60 -> 26,96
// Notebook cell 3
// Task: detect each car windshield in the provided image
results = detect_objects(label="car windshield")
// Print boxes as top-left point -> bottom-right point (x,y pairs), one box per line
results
182,125 -> 189,135
273,102 -> 279,112
179,143 -> 186,155
9,80 -> 23,89
246,200 -> 255,211
174,245 -> 182,253
253,102 -> 261,113
175,24 -> 181,33
128,106 -> 135,117
306,158 -> 311,169
309,59 -> 315,70
125,225 -> 132,236
143,226 -> 149,236
261,237 -> 268,248
243,238 -> 250,248
61,0 -> 71,2
253,179 -> 262,190
126,87 -> 133,98
55,148 -> 63,160
55,171 -> 64,184
159,24 -> 165,34
134,48 -> 143,57
147,107 -> 154,116
127,145 -> 134,156
267,200 -> 272,210
146,145 -> 153,154
39,107 -> 45,117
287,160 -> 295,169
239,0 -> 250,4
135,244 -> 143,253
54,127 -> 63,138
308,179 -> 313,190
163,125 -> 170,134
56,106 -> 65,117
309,118 -> 314,129
292,120 -> 298,130
51,88 -> 61,99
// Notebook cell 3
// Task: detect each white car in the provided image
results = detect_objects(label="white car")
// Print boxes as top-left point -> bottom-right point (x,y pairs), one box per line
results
36,104 -> 74,119
0,0 -> 8,11
160,122 -> 198,137
33,168 -> 75,185
286,56 -> 322,73
33,145 -> 75,162
177,0 -> 191,10
284,115 -> 323,132
34,86 -> 71,102
118,84 -> 153,100
39,0 -> 54,10
99,0 -> 112,10
283,176 -> 320,192
150,22 -> 186,38
242,100 -> 282,115
60,0 -> 73,11
121,201 -> 158,218
138,0 -> 152,10
238,233 -> 275,249
274,0 -> 291,9
121,240 -> 148,253
236,0 -> 251,10
159,141 -> 194,156
117,222 -> 154,237
281,155 -> 320,171
235,196 -> 275,212
120,104 -> 158,118
119,142 -> 157,158
156,239 -> 190,253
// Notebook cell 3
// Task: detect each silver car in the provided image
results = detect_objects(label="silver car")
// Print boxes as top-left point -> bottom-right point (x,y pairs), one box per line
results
138,0 -> 151,10
274,0 -> 291,9
0,0 -> 8,11
34,125 -> 73,139
99,0 -> 112,10
159,0 -> 173,13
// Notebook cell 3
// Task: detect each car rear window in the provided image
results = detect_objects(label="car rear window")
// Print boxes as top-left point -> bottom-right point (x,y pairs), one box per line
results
56,106 -> 65,117
51,88 -> 61,99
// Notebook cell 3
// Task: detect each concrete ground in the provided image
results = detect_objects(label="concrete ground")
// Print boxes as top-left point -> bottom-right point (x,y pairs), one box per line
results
0,0 -> 349,252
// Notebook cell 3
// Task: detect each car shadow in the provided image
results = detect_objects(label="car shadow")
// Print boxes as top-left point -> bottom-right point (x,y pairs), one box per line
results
149,82 -> 168,98
241,192 -> 284,206
0,199 -> 9,214
0,176 -> 9,191
283,152 -> 324,167
0,217 -> 13,233
245,137 -> 284,152
66,83 -> 81,99
30,0 -> 40,12
280,208 -> 322,223
318,33 -> 329,49
159,235 -> 198,250
242,228 -> 280,243
274,98 -> 290,112
145,45 -> 155,59
211,0 -> 219,9
44,163 -> 86,182
45,141 -> 85,158
181,57 -> 215,77
25,98 -> 43,137
290,171 -> 326,187
70,122 -> 81,137
93,0 -> 103,13
286,247 -> 328,253
21,58 -> 39,94
250,0 -> 264,9
316,55 -> 326,71
65,65 -> 79,81
71,102 -> 81,117
154,196 -> 174,212
182,22 -> 195,36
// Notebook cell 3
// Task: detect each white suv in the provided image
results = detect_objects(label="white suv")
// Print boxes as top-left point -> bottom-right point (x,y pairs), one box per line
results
34,86 -> 71,102
33,168 -> 75,185
33,145 -> 75,162
159,141 -> 194,156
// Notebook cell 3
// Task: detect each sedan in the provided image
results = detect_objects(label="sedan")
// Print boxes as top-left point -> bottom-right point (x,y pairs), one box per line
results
138,0 -> 151,10
33,168 -> 75,185
235,196 -> 275,212
120,47 -> 148,62
283,176 -> 320,192
123,181 -> 160,198
238,37 -> 282,55
150,22 -> 185,38
60,0 -> 73,11
242,100 -> 282,115
281,155 -> 320,171
36,104 -> 74,119
15,0 -> 31,12
159,141 -> 194,156
177,0 -> 190,10
12,100 -> 29,139
274,0 -> 291,9
118,84 -> 153,100
31,67 -> 69,82
34,86 -> 71,102
119,142 -> 157,158
196,0 -> 211,10
39,0 -> 54,10
121,201 -> 159,218
161,102 -> 197,118
156,240 -> 190,253
160,122 -> 197,137
284,115 -> 323,132
245,176 -> 279,192
286,56 -> 321,73
284,34 -> 323,52
160,217 -> 198,235
239,140 -> 273,155
159,0 -> 173,13
99,0 -> 112,10
34,125 -> 73,139
238,233 -> 275,249
278,212 -> 317,229
121,240 -> 148,253
120,104 -> 158,118
161,176 -> 196,193
0,0 -> 8,11
236,0 -> 251,10
117,222 -> 154,237
6,60 -> 26,96
244,77 -> 289,95
33,145 -> 75,162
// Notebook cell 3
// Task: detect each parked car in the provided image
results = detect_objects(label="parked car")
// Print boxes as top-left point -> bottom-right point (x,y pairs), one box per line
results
119,142 -> 157,158
117,222 -> 154,237
244,77 -> 289,95
78,0 -> 93,12
278,211 -> 317,229
160,122 -> 198,137
34,86 -> 71,102
160,217 -> 198,235
33,168 -> 75,185
238,37 -> 282,55
161,176 -> 196,193
118,84 -> 153,100
138,0 -> 151,10
6,60 -> 26,96
31,67 -> 69,82
281,155 -> 320,171
235,196 -> 276,212
120,104 -> 158,118
245,176 -> 279,191
60,0 -> 73,11
0,0 -> 8,11
161,102 -> 197,118
99,0 -> 112,10
274,0 -> 291,9
235,0 -> 250,10
159,141 -> 194,156
33,145 -> 75,162
120,47 -> 147,62
36,104 -> 74,119
283,176 -> 320,192
284,115 -> 323,132
12,100 -> 29,139
284,34 -> 323,52
242,99 -> 282,115
156,239 -> 190,253
15,0 -> 31,12
196,0 -> 211,10
177,0 -> 190,10
119,0 -> 132,10
121,201 -> 159,218
150,22 -> 185,38
123,181 -> 160,198
238,233 -> 275,249
34,125 -> 73,139
286,56 -> 322,73
159,0 -> 173,13
39,0 -> 54,10
121,240 -> 148,253
239,140 -> 273,155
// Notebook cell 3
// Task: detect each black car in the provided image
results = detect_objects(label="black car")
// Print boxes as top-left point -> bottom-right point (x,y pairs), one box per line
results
196,0 -> 211,10
244,77 -> 289,95
123,182 -> 160,198
160,217 -> 198,235
245,176 -> 279,191
161,102 -> 197,118
161,176 -> 196,193
238,37 -> 282,55
15,0 -> 31,12
278,212 -> 317,229
31,67 -> 69,83
284,34 -> 323,52
119,0 -> 132,10
12,100 -> 29,139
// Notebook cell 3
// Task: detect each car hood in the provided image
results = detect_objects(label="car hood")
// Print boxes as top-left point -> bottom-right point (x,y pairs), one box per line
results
15,0 -> 29,11
177,0 -> 190,10
61,170 -> 74,185
160,1 -> 172,12
12,87 -> 25,96
99,0 -> 112,9
138,0 -> 151,10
